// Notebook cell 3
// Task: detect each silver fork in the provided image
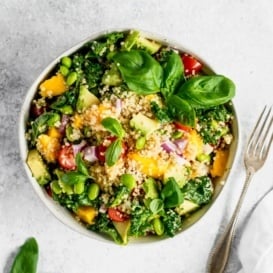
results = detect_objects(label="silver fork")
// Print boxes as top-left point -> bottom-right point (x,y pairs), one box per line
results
207,105 -> 273,273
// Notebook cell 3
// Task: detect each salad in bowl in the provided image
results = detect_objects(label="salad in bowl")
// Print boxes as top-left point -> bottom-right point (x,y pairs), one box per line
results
21,29 -> 237,244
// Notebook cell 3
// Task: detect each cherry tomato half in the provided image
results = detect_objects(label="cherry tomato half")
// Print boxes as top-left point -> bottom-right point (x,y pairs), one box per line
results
58,145 -> 76,170
181,54 -> 202,76
174,122 -> 192,132
108,207 -> 128,222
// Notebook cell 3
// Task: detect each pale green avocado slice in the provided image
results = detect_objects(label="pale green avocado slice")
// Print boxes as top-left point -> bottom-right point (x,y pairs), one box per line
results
130,113 -> 160,136
26,149 -> 51,185
175,200 -> 199,216
76,85 -> 99,112
113,220 -> 131,244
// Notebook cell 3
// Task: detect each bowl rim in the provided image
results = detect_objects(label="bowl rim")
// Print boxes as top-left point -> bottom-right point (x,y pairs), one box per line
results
18,28 -> 240,245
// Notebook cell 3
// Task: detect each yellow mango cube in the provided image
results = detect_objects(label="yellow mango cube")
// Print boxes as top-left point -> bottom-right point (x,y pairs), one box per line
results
76,206 -> 98,225
39,73 -> 67,97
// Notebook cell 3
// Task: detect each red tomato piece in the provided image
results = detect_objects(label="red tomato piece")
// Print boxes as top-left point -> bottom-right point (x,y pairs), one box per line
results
174,122 -> 192,132
181,54 -> 202,76
58,145 -> 76,170
108,208 -> 128,222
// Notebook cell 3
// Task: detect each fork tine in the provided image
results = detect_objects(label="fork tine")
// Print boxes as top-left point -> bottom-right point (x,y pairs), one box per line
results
246,106 -> 267,155
261,113 -> 273,158
255,106 -> 272,152
246,106 -> 273,158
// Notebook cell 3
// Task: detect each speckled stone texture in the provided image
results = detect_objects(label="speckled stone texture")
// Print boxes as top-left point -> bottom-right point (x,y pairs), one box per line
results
1,1 -> 273,272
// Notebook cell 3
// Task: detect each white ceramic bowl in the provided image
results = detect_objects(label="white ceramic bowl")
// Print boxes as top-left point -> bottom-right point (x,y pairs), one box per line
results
19,29 -> 239,244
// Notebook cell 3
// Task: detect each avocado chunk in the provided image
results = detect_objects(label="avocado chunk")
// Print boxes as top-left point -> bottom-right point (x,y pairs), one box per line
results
113,220 -> 131,244
26,149 -> 51,185
76,85 -> 99,112
130,113 -> 160,135
163,165 -> 190,188
143,178 -> 159,199
123,30 -> 161,54
175,200 -> 199,216
102,64 -> 122,86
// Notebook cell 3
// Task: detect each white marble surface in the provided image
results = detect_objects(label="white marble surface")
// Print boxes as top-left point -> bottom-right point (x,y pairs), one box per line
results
1,0 -> 273,272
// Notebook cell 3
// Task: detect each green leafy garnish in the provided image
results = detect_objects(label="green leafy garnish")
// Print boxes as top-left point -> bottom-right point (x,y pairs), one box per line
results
161,178 -> 184,208
177,75 -> 235,108
101,117 -> 125,138
166,95 -> 196,127
161,50 -> 184,98
61,171 -> 88,185
113,50 -> 163,94
75,153 -> 89,176
10,237 -> 39,273
149,198 -> 164,215
105,139 -> 123,166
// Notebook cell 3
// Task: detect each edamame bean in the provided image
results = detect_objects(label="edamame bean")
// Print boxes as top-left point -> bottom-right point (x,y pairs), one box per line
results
60,105 -> 73,115
60,65 -> 69,76
88,183 -> 100,200
120,173 -> 136,191
135,136 -> 146,150
74,181 -> 85,194
66,71 -> 77,86
153,218 -> 164,236
196,153 -> 210,163
61,56 -> 72,68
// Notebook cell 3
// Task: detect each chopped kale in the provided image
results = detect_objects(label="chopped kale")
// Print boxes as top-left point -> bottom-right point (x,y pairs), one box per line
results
196,105 -> 233,145
181,176 -> 213,206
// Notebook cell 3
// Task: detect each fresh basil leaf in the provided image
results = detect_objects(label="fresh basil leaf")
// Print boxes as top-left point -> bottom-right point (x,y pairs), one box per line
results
149,198 -> 164,215
105,139 -> 122,166
161,50 -> 184,98
31,112 -> 60,139
61,171 -> 88,185
10,237 -> 39,273
177,75 -> 235,108
75,153 -> 89,176
101,117 -> 125,138
113,50 -> 163,94
161,178 -> 184,208
167,95 -> 196,127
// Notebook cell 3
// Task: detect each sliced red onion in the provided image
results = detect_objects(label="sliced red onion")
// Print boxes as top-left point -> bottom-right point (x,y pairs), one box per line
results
173,154 -> 188,165
72,140 -> 87,156
82,146 -> 98,163
115,99 -> 122,115
58,114 -> 70,134
161,140 -> 177,153
174,139 -> 188,151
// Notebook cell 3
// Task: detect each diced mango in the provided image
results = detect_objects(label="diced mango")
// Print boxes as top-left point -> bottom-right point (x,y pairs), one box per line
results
183,130 -> 204,161
76,206 -> 98,225
71,114 -> 83,129
39,73 -> 67,97
210,149 -> 229,177
128,152 -> 169,178
36,134 -> 61,163
47,127 -> 61,139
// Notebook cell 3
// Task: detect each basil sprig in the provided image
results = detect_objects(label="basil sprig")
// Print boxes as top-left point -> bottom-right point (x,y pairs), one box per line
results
10,237 -> 39,273
101,117 -> 125,138
105,139 -> 123,167
101,117 -> 125,166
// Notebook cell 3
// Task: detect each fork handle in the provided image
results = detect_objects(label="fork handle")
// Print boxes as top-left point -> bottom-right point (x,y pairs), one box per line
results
207,168 -> 255,273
